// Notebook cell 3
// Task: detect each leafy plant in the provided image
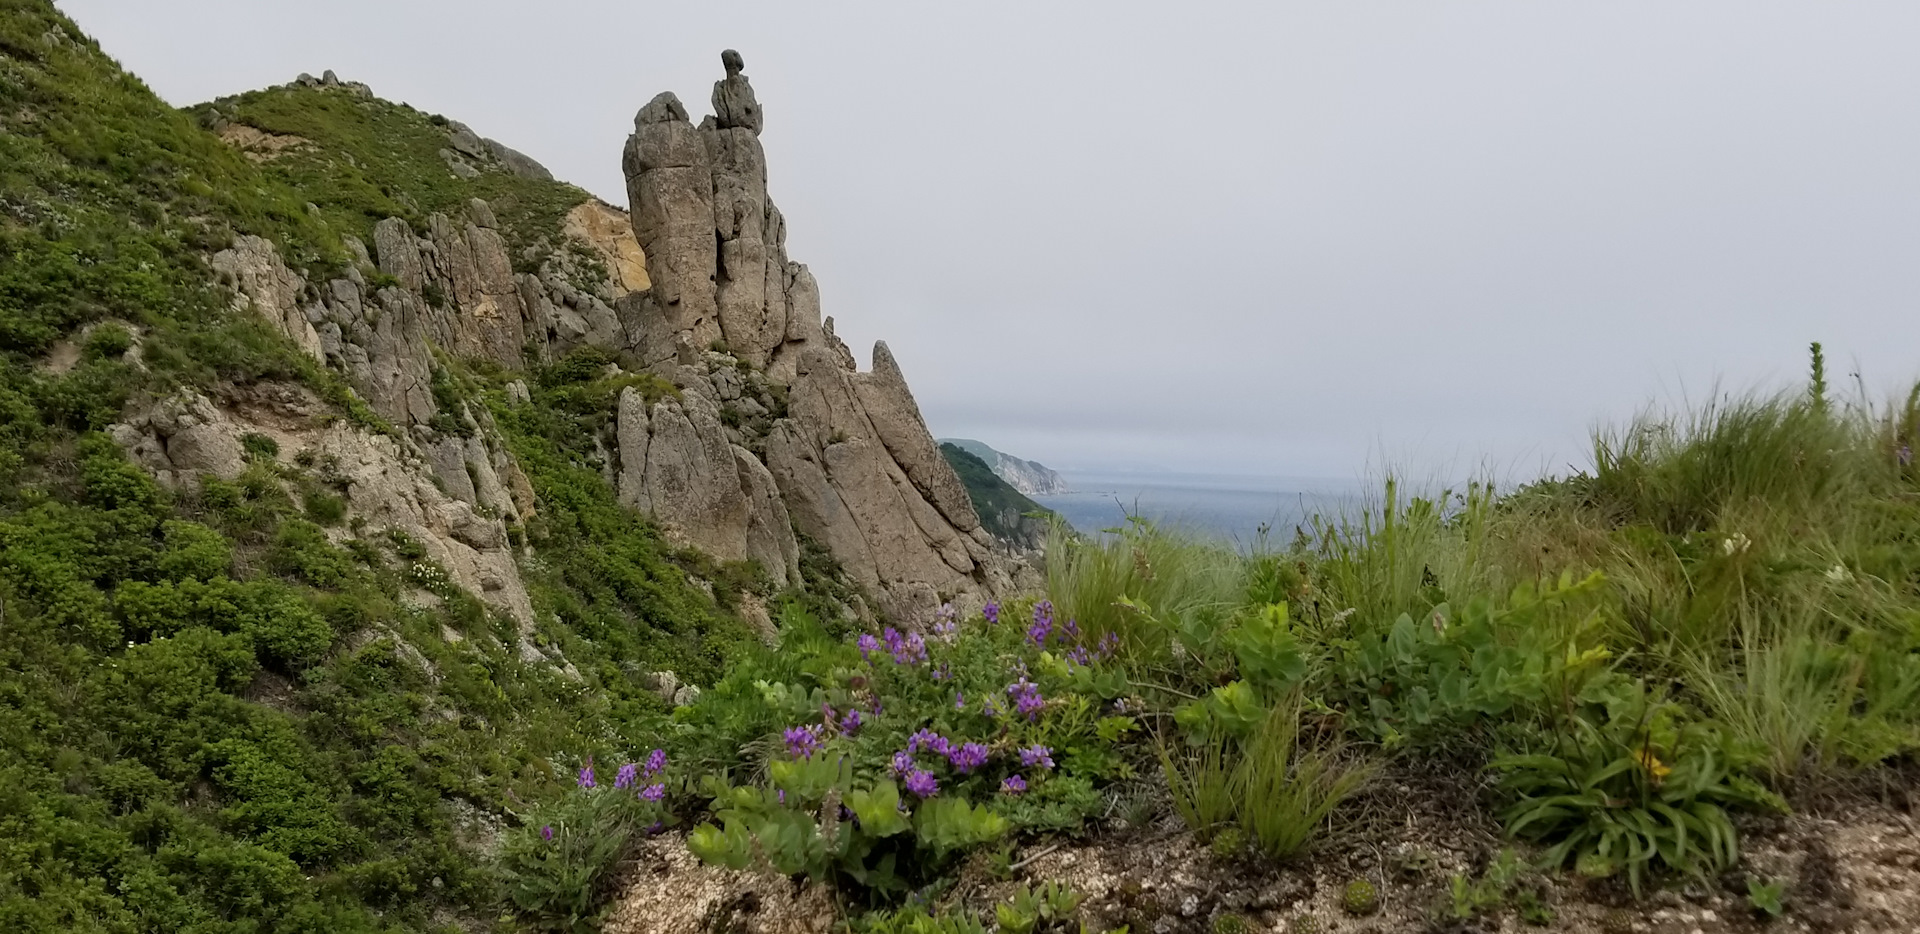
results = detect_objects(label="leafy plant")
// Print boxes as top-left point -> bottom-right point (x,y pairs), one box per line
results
497,756 -> 674,932
1747,876 -> 1786,918
1493,685 -> 1785,895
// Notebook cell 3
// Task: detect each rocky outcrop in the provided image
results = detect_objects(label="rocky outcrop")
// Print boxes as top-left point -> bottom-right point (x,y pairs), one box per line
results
202,50 -> 1018,625
210,235 -> 324,363
611,51 -> 1012,621
615,381 -> 800,587
110,385 -> 534,626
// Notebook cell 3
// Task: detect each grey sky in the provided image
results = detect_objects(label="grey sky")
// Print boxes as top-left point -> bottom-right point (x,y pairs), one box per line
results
61,1 -> 1920,481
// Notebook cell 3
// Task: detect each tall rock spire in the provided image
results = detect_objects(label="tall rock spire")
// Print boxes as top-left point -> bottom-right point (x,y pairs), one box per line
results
615,52 -> 1020,622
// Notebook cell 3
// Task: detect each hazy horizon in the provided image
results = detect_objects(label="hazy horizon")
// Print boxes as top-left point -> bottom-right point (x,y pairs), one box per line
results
59,1 -> 1920,482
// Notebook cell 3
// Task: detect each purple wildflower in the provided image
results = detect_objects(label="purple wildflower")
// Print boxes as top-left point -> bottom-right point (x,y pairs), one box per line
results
1007,677 -> 1045,721
577,763 -> 596,789
983,697 -> 1002,719
647,820 -> 665,835
1066,646 -> 1092,667
614,762 -> 638,790
908,728 -> 951,756
1019,745 -> 1055,771
1097,631 -> 1120,660
784,724 -> 824,760
948,742 -> 991,773
777,789 -> 786,805
1064,618 -> 1081,642
1000,774 -> 1028,795
1028,601 -> 1055,647
640,783 -> 665,802
955,691 -> 965,710
932,662 -> 952,681
904,768 -> 939,798
840,709 -> 863,735
891,750 -> 915,776
857,633 -> 881,662
983,601 -> 1001,625
541,825 -> 554,842
644,748 -> 667,777
933,603 -> 958,641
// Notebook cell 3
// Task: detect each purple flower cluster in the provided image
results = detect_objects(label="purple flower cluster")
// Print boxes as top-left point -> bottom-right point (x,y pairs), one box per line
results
1000,774 -> 1028,795
541,824 -> 555,841
904,768 -> 940,798
839,709 -> 863,735
881,627 -> 929,666
898,729 -> 993,776
907,728 -> 950,757
983,601 -> 1001,625
857,632 -> 881,662
1019,744 -> 1055,771
607,749 -> 670,800
784,724 -> 824,759
1098,631 -> 1120,659
952,742 -> 992,773
1007,677 -> 1045,720
577,763 -> 596,789
1028,600 -> 1055,647
1065,645 -> 1092,667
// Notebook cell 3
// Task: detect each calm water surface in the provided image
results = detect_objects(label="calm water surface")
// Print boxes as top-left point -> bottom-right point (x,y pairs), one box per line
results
1032,469 -> 1367,547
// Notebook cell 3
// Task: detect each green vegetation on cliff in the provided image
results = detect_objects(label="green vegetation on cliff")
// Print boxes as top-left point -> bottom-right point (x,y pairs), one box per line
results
940,442 -> 1057,548
0,4 -> 760,932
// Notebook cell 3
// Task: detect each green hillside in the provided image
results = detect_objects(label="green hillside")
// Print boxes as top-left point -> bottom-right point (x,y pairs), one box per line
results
939,442 -> 1057,548
0,4 -> 763,931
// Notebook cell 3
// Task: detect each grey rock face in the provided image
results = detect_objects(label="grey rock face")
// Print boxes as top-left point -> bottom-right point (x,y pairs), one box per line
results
711,49 -> 763,135
209,235 -> 325,363
484,138 -> 554,181
613,55 -> 1008,620
446,120 -> 487,159
623,92 -> 723,356
615,382 -> 799,587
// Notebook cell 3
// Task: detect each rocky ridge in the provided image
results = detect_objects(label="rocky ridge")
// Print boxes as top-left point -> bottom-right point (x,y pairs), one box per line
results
161,51 -> 1017,626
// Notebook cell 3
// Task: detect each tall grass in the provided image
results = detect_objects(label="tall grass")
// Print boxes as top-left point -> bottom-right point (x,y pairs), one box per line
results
1159,700 -> 1376,859
1046,517 -> 1245,668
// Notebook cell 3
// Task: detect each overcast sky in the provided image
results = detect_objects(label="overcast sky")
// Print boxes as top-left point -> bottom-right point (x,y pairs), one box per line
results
62,1 -> 1920,481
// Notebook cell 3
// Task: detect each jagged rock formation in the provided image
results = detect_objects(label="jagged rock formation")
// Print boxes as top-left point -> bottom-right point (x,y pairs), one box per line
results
190,50 -> 1016,624
616,51 -> 1012,620
109,384 -> 536,627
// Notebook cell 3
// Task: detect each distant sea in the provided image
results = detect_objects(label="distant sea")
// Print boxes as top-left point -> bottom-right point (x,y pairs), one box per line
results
1030,469 -> 1367,547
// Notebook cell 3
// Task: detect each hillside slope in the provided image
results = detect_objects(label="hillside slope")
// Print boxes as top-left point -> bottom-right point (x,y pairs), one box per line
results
0,4 -> 821,931
941,437 -> 1071,495
939,442 -> 1059,549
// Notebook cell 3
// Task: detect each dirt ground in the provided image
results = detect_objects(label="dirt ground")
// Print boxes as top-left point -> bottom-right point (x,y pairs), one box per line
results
603,770 -> 1920,934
